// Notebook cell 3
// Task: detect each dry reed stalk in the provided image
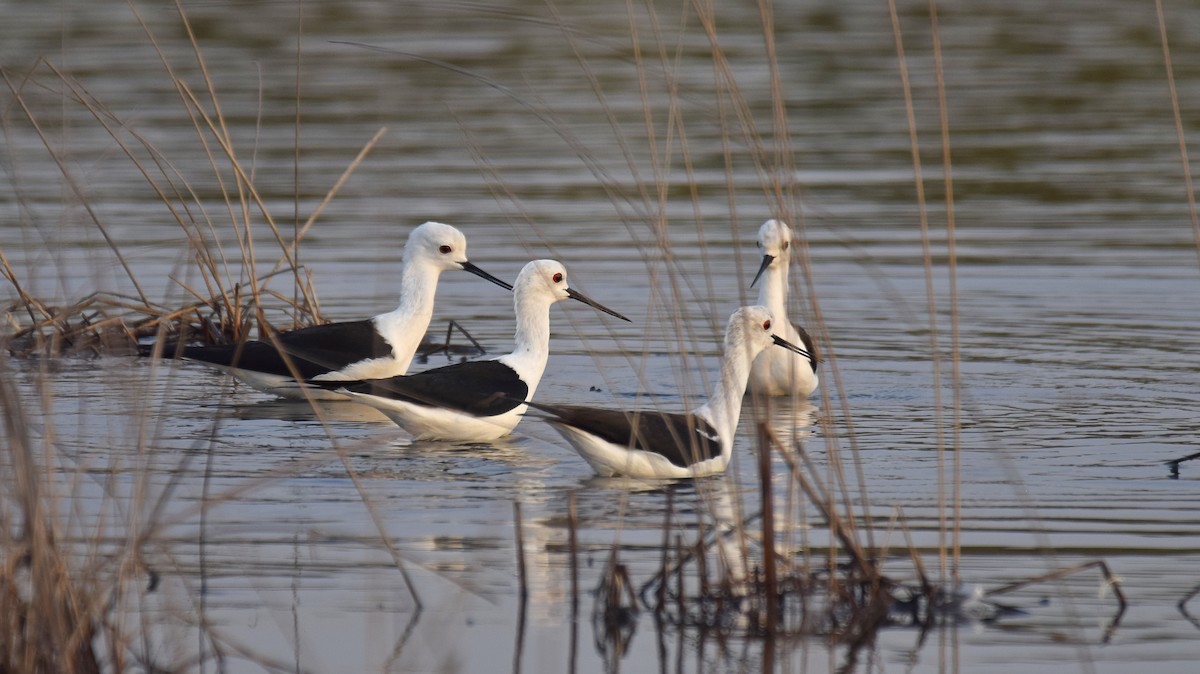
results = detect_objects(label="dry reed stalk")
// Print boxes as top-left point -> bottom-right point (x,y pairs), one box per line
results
0,366 -> 103,673
886,0 -> 962,590
924,0 -> 966,591
513,500 -> 529,603
673,534 -> 686,626
655,489 -> 673,616
1153,0 -> 1200,266
755,424 -> 779,633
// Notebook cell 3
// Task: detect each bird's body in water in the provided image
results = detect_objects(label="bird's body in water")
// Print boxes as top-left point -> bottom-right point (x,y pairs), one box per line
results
149,221 -> 512,400
530,306 -> 813,479
321,259 -> 630,441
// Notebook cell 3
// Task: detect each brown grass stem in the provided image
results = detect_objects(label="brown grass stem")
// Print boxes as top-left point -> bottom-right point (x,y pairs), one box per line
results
756,424 -> 779,632
770,427 -> 870,576
886,0 -> 950,588
656,489 -> 673,615
0,69 -> 150,308
291,1 -> 303,329
276,126 -> 389,273
926,0 -> 965,590
1,364 -> 106,674
1154,0 -> 1200,267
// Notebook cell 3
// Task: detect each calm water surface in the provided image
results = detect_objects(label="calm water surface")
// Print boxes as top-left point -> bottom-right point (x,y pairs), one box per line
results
3,0 -> 1200,672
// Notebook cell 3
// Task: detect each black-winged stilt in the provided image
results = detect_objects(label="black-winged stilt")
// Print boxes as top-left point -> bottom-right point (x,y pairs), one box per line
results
319,259 -> 630,441
153,222 -> 512,400
748,219 -> 819,397
527,306 -> 811,479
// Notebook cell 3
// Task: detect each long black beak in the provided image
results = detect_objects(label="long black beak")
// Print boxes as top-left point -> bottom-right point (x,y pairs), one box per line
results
566,287 -> 631,322
772,334 -> 812,360
750,254 -> 775,288
461,261 -> 514,291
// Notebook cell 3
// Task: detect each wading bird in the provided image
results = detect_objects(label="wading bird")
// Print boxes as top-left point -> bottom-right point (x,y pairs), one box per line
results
320,259 -> 629,441
152,221 -> 511,400
748,219 -> 819,397
528,306 -> 811,479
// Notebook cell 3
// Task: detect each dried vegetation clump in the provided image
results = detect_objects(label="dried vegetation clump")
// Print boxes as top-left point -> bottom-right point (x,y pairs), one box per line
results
1,373 -> 109,674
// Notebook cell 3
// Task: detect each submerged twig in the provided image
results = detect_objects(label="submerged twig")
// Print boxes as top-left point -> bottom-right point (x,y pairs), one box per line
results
1177,583 -> 1200,632
984,560 -> 1127,612
1166,450 -> 1200,478
567,492 -> 580,673
513,500 -> 529,603
984,559 -> 1127,643
593,548 -> 639,662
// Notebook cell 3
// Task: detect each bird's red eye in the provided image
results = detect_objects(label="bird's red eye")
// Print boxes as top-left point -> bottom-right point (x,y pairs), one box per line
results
439,245 -> 452,254
763,320 -> 771,330
553,273 -> 563,283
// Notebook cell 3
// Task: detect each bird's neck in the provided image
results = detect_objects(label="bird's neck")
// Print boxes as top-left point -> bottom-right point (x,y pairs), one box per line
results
373,260 -> 439,370
696,341 -> 754,448
395,257 -> 440,316
756,262 -> 789,318
500,294 -> 553,396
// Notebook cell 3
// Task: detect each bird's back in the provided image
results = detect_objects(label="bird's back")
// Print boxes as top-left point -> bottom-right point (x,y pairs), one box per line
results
176,319 -> 397,379
335,359 -> 530,417
533,403 -> 722,469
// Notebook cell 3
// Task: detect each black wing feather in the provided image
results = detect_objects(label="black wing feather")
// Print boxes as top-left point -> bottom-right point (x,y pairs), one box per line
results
180,341 -> 333,379
527,402 -> 721,469
793,323 -> 819,370
179,320 -> 393,378
333,360 -> 529,417
273,320 -> 394,368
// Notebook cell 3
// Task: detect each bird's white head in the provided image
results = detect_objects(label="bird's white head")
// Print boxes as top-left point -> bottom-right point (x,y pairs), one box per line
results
406,221 -> 470,271
727,305 -> 810,361
405,221 -> 512,289
751,219 -> 794,288
728,305 -> 780,359
697,305 -> 812,442
513,260 -> 630,321
515,259 -> 571,304
757,219 -> 794,260
501,260 -> 629,379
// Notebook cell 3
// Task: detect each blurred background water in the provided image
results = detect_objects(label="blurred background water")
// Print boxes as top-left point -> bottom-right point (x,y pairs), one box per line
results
3,0 -> 1200,672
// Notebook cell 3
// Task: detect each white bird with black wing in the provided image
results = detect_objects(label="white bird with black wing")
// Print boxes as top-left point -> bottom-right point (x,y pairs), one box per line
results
748,219 -> 819,397
527,306 -> 812,479
152,221 -> 512,400
321,259 -> 629,441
